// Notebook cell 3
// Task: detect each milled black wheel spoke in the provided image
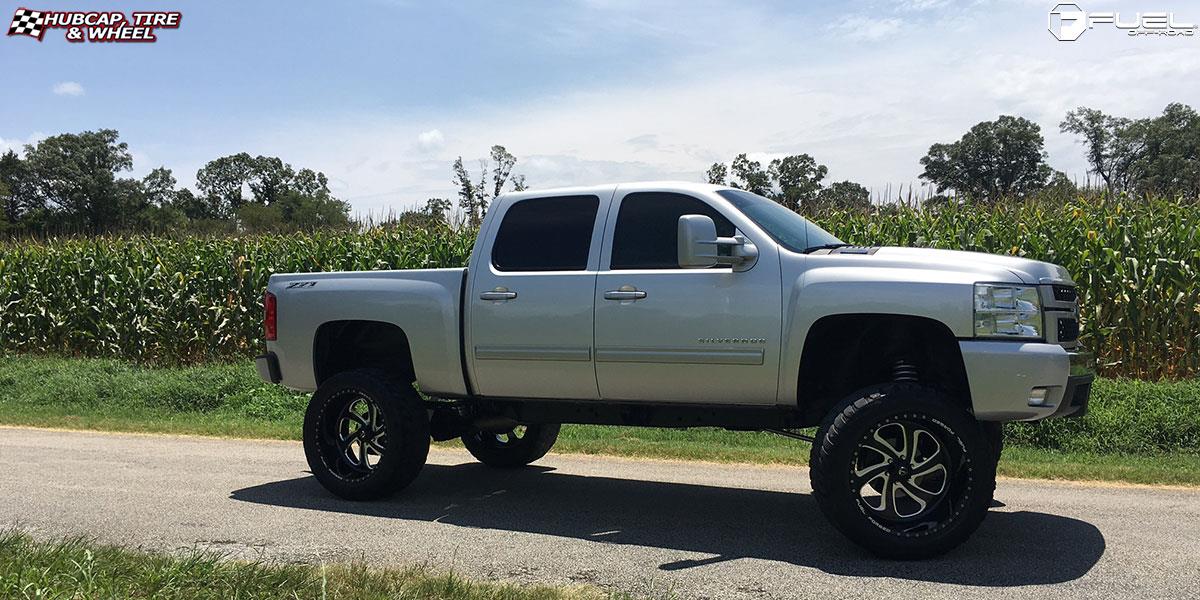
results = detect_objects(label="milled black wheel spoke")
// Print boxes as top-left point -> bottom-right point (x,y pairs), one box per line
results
879,475 -> 902,520
897,478 -> 941,507
861,436 -> 903,463
357,437 -> 371,469
851,460 -> 888,489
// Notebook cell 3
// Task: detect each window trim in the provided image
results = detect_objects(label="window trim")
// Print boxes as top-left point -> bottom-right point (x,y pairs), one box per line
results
488,194 -> 602,273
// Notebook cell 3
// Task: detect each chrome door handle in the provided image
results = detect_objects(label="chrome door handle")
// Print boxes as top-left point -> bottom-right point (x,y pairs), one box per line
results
480,289 -> 517,301
603,289 -> 647,301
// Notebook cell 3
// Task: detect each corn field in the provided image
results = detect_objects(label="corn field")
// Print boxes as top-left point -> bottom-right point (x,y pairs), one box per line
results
0,194 -> 1196,379
0,229 -> 475,364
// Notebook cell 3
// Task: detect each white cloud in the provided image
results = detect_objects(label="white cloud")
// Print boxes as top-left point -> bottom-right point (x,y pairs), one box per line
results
52,81 -> 85,96
625,134 -> 659,151
828,15 -> 904,41
0,132 -> 46,156
416,128 -> 444,152
894,0 -> 950,11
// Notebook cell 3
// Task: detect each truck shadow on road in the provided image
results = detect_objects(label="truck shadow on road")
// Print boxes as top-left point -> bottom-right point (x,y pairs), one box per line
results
230,462 -> 1104,586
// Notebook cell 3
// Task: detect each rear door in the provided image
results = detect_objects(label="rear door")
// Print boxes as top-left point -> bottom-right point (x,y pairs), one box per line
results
592,189 -> 783,404
467,192 -> 609,399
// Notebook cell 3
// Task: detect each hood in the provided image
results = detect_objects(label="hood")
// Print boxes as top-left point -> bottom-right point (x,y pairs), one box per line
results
870,247 -> 1073,285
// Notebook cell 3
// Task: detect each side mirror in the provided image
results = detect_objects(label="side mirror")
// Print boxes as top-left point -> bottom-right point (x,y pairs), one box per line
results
677,214 -> 759,271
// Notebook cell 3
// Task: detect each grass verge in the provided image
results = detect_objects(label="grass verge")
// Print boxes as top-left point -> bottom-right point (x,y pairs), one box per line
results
0,531 -> 611,600
2,354 -> 1198,486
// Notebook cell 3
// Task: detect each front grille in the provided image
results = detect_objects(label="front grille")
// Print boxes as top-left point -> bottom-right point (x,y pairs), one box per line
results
1058,317 -> 1080,343
1053,285 -> 1078,302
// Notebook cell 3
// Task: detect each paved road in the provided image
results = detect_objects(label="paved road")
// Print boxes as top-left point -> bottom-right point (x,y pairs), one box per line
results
2,427 -> 1198,599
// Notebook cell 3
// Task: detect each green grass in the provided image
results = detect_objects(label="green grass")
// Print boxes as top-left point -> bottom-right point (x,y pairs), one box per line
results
0,531 -> 612,600
2,354 -> 1199,486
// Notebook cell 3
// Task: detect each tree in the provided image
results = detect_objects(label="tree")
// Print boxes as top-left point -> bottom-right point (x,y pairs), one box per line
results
490,145 -> 517,198
919,115 -> 1053,202
156,187 -> 223,223
393,198 -> 453,230
1062,103 -> 1200,198
814,181 -> 870,211
453,145 -> 528,228
1060,107 -> 1138,192
197,153 -> 339,226
0,180 -> 10,233
237,190 -> 350,233
275,189 -> 351,231
730,154 -> 771,196
293,168 -> 330,198
0,150 -> 38,225
1042,171 -> 1078,200
196,153 -> 254,217
1127,103 -> 1200,198
769,154 -> 827,211
22,129 -> 137,232
705,162 -> 728,185
423,198 -> 452,223
141,167 -> 177,207
452,157 -> 485,228
248,155 -> 296,206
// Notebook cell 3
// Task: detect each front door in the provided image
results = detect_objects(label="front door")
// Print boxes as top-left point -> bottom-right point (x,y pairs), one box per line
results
468,193 -> 606,399
593,190 -> 782,404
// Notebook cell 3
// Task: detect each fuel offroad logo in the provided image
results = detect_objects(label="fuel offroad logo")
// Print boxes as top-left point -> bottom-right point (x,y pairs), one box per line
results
1048,4 -> 1196,41
7,7 -> 180,42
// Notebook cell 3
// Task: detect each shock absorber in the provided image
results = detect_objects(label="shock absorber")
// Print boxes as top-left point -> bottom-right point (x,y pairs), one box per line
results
892,359 -> 919,382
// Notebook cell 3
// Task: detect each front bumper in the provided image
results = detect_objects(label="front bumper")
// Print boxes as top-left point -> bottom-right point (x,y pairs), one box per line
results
256,352 -> 281,384
1054,351 -> 1095,419
959,341 -> 1095,422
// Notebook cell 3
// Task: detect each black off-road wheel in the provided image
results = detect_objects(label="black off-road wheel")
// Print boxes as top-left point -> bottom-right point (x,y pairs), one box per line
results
303,369 -> 430,500
810,383 -> 996,559
462,424 -> 560,468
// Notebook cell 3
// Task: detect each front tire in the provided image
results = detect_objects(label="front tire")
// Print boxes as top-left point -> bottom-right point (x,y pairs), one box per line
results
303,369 -> 430,500
809,383 -> 996,559
462,424 -> 560,468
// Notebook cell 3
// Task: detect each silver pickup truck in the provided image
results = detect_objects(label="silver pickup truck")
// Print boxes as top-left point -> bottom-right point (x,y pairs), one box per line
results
257,181 -> 1094,558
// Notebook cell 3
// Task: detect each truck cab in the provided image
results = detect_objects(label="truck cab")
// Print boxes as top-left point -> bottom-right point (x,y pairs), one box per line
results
258,181 -> 1094,559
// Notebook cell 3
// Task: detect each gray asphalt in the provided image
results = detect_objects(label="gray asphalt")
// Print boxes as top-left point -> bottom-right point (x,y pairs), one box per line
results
1,427 -> 1198,599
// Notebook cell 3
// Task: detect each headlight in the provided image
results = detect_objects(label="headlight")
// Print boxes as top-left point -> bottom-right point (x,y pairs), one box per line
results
974,283 -> 1041,339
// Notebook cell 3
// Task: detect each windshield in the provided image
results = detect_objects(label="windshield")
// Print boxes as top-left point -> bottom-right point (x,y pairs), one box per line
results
716,189 -> 843,253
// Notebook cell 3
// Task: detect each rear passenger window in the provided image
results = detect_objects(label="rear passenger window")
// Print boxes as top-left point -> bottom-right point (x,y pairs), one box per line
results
491,195 -> 600,271
610,192 -> 735,270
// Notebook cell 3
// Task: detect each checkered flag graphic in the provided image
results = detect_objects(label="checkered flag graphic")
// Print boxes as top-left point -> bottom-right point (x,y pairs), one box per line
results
8,8 -> 46,40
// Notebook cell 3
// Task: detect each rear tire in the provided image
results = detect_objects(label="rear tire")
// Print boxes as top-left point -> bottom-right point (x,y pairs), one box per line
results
462,424 -> 560,468
809,383 -> 996,559
303,369 -> 430,500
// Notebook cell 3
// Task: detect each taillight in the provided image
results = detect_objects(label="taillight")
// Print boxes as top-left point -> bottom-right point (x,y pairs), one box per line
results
264,291 -> 277,341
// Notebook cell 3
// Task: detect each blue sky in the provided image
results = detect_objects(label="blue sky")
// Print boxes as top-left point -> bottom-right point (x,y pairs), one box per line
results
3,0 -> 1199,214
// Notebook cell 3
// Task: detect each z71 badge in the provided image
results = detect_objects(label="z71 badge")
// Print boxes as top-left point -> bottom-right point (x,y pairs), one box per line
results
285,281 -> 317,289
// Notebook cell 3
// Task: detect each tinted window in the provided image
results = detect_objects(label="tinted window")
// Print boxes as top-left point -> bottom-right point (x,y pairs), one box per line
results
610,192 -> 735,270
491,195 -> 599,271
717,189 -> 843,252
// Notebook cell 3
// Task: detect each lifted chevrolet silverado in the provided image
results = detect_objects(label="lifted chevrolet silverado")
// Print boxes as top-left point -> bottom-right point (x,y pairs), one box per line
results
257,181 -> 1094,558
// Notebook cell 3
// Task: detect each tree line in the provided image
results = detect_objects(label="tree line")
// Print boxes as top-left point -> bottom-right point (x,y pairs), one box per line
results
0,129 -> 528,236
2,102 -> 1196,236
0,130 -> 352,235
705,102 -> 1200,209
